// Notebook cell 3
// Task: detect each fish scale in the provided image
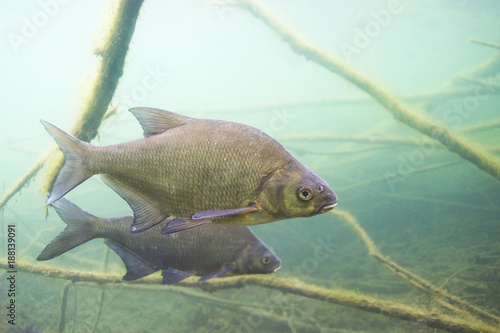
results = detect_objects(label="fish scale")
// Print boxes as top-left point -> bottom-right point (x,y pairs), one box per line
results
90,119 -> 284,219
37,198 -> 281,284
41,108 -> 337,234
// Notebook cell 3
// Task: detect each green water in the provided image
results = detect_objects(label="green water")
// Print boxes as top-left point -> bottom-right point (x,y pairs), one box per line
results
1,1 -> 500,332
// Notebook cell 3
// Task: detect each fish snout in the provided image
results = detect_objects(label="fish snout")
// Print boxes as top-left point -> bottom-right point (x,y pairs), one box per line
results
317,190 -> 338,214
272,257 -> 282,272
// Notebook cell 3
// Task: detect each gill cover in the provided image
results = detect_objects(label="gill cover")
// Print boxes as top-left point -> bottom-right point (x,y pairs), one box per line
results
259,160 -> 335,218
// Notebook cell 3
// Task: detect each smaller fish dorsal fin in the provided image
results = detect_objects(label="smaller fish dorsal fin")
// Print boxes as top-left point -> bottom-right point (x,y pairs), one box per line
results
129,107 -> 191,137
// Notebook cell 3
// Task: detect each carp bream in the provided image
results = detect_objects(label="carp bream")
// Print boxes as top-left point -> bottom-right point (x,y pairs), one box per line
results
41,108 -> 337,234
38,198 -> 281,284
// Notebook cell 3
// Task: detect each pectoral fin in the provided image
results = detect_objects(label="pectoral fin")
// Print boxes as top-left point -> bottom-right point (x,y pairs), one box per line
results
101,175 -> 171,233
162,204 -> 259,234
161,268 -> 193,285
198,266 -> 235,283
192,204 -> 259,220
104,240 -> 157,281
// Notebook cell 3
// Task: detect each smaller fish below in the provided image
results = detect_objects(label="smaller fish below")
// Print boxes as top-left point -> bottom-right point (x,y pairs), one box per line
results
37,198 -> 281,284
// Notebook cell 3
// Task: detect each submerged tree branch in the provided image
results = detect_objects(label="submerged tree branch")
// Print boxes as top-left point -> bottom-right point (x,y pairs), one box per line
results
1,260 -> 499,333
0,0 -> 144,211
0,159 -> 45,211
43,0 -> 145,193
331,209 -> 500,325
234,0 -> 500,182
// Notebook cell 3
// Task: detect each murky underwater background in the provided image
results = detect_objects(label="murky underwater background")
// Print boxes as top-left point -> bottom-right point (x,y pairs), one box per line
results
1,0 -> 500,332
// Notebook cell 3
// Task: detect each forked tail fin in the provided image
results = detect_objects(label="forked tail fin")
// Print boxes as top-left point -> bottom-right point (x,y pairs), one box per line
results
37,198 -> 96,261
40,120 -> 93,204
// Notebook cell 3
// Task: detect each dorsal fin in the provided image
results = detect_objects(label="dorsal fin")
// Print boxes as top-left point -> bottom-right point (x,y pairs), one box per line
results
129,107 -> 191,137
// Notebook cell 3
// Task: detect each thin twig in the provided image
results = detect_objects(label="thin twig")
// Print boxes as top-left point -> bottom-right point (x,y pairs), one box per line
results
178,84 -> 500,115
279,133 -> 438,147
92,286 -> 105,333
461,119 -> 500,134
58,281 -> 73,333
0,160 -> 45,211
470,39 -> 500,51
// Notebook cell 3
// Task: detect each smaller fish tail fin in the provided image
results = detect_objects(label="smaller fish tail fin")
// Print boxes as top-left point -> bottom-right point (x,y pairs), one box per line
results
41,120 -> 93,205
37,198 -> 96,261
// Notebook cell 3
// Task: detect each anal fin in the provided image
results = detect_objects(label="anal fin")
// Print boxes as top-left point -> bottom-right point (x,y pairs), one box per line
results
104,240 -> 157,281
101,175 -> 170,233
161,268 -> 192,285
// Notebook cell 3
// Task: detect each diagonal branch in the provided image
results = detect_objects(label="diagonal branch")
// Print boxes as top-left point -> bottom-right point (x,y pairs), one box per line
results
234,0 -> 500,182
332,209 -> 500,325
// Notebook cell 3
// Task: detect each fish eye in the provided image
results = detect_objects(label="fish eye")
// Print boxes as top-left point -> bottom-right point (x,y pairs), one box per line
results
298,186 -> 314,201
262,256 -> 271,265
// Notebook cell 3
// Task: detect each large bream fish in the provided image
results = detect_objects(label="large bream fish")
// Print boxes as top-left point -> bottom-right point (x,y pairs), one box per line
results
42,108 -> 337,234
38,198 -> 281,284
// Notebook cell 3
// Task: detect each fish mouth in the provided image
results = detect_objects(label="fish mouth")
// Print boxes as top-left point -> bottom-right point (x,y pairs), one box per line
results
317,202 -> 337,214
273,265 -> 281,273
